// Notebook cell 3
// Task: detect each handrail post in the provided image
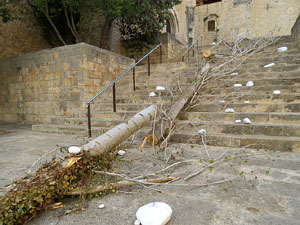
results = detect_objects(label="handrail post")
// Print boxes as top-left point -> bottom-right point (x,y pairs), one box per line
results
113,83 -> 116,112
182,55 -> 184,61
133,61 -> 136,91
148,55 -> 150,76
87,103 -> 91,138
160,45 -> 162,63
188,49 -> 189,61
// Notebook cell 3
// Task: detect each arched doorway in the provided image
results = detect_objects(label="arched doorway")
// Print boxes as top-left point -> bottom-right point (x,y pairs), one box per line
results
166,9 -> 179,36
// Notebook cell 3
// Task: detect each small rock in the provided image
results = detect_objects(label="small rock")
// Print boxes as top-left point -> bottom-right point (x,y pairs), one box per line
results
231,72 -> 239,76
98,204 -> 105,209
244,101 -> 250,104
156,86 -> 165,91
264,63 -> 275,68
68,146 -> 81,154
277,47 -> 288,52
149,92 -> 156,97
117,150 -> 126,156
235,120 -> 242,124
273,90 -> 281,95
201,63 -> 210,74
225,108 -> 235,113
134,220 -> 141,225
136,202 -> 172,225
243,118 -> 252,124
246,81 -> 254,87
198,129 -> 206,135
234,84 -> 242,87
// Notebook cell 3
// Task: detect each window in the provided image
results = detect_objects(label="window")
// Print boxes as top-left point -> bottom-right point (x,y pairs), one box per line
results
208,20 -> 216,32
196,0 -> 222,6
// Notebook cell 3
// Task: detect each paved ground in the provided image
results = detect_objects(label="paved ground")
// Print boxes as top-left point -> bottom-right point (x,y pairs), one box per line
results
0,123 -> 83,189
0,123 -> 300,225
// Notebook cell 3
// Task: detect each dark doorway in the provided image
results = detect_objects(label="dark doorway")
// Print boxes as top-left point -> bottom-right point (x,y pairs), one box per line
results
196,0 -> 222,6
208,20 -> 216,32
166,20 -> 171,33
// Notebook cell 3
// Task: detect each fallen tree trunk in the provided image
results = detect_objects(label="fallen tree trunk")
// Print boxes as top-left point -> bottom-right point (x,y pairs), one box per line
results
83,105 -> 158,156
0,105 -> 158,224
145,76 -> 206,149
146,88 -> 196,145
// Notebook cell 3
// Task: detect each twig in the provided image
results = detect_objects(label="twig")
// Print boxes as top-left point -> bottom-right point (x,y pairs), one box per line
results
67,177 -> 176,196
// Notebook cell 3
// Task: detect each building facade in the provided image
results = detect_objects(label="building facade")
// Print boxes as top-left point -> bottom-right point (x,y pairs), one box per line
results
193,0 -> 300,45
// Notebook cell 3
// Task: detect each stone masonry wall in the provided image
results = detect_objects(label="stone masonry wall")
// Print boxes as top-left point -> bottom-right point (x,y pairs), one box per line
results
292,14 -> 300,49
194,0 -> 300,45
0,43 -> 134,124
120,33 -> 186,65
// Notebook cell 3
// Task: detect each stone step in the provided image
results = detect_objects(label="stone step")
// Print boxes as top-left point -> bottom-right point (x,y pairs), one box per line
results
32,124 -> 149,138
32,124 -> 104,136
170,131 -> 300,152
243,64 -> 300,73
179,112 -> 300,125
102,90 -> 180,98
135,61 -> 197,72
95,96 -> 170,104
246,55 -> 300,65
189,103 -> 300,113
198,93 -> 300,104
210,77 -> 300,88
203,84 -> 300,95
248,49 -> 300,59
88,103 -> 153,112
221,71 -> 300,80
51,117 -> 124,127
176,120 -> 300,137
135,69 -> 196,78
242,60 -> 300,70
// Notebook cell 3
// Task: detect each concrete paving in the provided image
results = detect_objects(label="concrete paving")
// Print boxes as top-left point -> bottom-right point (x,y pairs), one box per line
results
0,123 -> 82,189
0,124 -> 299,225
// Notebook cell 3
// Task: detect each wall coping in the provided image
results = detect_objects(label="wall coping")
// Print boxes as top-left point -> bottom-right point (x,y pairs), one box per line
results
0,43 -> 134,63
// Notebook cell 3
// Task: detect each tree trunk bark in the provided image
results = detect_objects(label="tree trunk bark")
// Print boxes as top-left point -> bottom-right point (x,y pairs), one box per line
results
99,17 -> 113,49
82,105 -> 158,156
146,86 -> 197,146
44,3 -> 67,45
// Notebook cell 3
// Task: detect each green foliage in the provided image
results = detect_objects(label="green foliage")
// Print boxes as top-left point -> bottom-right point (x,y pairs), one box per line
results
120,0 -> 181,49
0,0 -> 21,23
0,3 -> 12,23
25,0 -> 181,48
0,152 -> 114,224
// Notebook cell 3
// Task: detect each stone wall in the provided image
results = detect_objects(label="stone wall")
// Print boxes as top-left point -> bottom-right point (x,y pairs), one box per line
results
194,0 -> 300,45
120,33 -> 186,65
291,14 -> 300,49
0,43 -> 134,124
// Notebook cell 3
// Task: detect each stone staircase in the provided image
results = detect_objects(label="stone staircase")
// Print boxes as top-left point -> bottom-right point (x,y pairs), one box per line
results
172,37 -> 300,152
32,61 -> 199,136
33,37 -> 300,153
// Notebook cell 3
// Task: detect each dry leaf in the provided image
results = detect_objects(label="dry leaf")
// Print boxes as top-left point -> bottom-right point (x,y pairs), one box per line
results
65,157 -> 81,168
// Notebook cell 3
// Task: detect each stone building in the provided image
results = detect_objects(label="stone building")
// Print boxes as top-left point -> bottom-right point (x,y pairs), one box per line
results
1,0 -> 299,60
193,0 -> 300,45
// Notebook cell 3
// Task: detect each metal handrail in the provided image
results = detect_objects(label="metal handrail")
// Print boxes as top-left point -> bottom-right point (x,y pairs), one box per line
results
87,42 -> 163,137
182,34 -> 203,61
87,43 -> 162,104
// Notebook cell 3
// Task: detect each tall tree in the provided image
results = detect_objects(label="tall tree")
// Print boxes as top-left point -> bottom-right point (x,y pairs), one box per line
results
25,0 -> 181,49
120,0 -> 181,49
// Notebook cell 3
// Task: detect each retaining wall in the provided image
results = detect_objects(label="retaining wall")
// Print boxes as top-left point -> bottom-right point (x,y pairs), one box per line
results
0,43 -> 134,124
